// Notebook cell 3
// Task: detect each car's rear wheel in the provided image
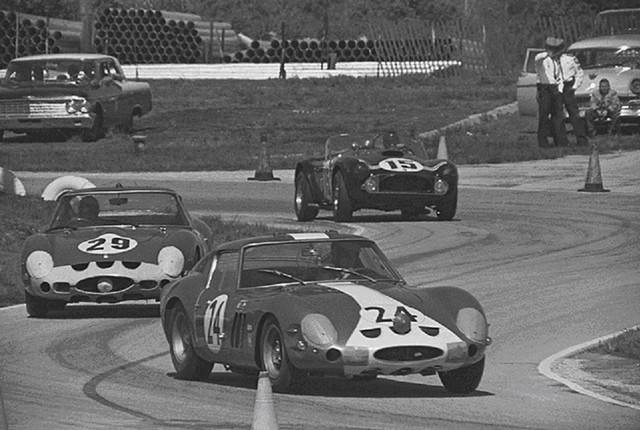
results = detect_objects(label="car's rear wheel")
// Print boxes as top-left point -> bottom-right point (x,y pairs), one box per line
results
332,171 -> 352,222
260,316 -> 297,393
294,172 -> 319,221
436,189 -> 457,221
438,357 -> 484,394
169,303 -> 214,380
25,291 -> 65,318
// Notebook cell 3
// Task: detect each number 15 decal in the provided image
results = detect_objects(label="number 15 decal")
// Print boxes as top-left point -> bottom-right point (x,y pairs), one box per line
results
379,158 -> 424,172
204,294 -> 228,353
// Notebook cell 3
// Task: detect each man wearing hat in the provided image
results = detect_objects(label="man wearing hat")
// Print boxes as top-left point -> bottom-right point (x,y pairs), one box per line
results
534,37 -> 568,147
559,43 -> 588,146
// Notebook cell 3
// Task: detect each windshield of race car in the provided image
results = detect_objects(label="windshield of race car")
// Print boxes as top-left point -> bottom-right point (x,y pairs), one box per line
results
1,59 -> 97,86
571,46 -> 640,69
49,191 -> 189,229
239,239 -> 402,288
324,132 -> 416,158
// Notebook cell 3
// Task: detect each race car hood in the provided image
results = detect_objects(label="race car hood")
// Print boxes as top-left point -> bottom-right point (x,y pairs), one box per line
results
355,150 -> 449,170
23,226 -> 195,266
280,281 -> 465,344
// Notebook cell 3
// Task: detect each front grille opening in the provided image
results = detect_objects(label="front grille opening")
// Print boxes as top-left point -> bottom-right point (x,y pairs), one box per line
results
374,346 -> 443,362
76,277 -> 132,293
123,261 -> 141,269
72,263 -> 89,271
53,282 -> 71,292
326,348 -> 341,362
139,280 -> 157,290
379,175 -> 431,193
97,261 -> 114,269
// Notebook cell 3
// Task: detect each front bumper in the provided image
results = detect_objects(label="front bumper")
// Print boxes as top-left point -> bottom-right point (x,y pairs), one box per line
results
0,115 -> 94,131
24,260 -> 174,303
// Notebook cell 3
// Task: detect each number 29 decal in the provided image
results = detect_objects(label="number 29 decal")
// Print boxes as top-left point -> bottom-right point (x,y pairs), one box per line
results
78,233 -> 137,254
379,158 -> 424,172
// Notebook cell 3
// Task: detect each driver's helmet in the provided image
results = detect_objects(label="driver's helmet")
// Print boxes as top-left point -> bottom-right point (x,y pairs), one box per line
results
382,131 -> 400,149
331,241 -> 361,269
78,196 -> 100,220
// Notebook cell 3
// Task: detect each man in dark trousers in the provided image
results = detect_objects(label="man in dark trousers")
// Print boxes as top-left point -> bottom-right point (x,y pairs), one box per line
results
559,44 -> 588,146
534,37 -> 568,147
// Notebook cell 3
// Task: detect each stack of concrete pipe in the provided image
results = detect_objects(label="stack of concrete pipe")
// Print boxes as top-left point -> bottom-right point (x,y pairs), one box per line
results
0,10 -> 63,68
93,8 -> 204,64
225,36 -> 455,64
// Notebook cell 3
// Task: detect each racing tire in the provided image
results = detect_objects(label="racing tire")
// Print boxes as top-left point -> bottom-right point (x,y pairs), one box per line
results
260,316 -> 298,393
332,171 -> 353,222
168,303 -> 214,381
436,189 -> 457,221
438,356 -> 484,394
82,109 -> 104,142
294,172 -> 319,221
25,291 -> 61,318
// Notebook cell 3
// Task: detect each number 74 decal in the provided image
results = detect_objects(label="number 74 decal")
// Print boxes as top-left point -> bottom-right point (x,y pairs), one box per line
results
78,233 -> 138,254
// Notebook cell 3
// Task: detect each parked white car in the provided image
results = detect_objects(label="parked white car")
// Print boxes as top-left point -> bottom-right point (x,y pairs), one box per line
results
517,33 -> 640,131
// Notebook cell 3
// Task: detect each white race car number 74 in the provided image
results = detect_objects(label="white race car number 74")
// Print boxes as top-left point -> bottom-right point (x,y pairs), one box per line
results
78,233 -> 138,254
379,158 -> 423,172
204,294 -> 228,353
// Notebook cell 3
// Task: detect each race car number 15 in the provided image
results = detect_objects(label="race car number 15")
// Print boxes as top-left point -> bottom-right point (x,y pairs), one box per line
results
78,233 -> 138,254
379,158 -> 424,172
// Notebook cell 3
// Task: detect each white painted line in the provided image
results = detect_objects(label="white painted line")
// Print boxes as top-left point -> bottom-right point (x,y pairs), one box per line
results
538,325 -> 640,411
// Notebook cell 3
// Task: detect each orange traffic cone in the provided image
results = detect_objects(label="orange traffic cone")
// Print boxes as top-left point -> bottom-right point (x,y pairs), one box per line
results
252,371 -> 279,430
578,146 -> 610,192
437,135 -> 448,159
249,133 -> 280,181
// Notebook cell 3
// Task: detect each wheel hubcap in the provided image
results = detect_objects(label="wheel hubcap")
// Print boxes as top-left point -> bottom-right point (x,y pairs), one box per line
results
171,313 -> 189,364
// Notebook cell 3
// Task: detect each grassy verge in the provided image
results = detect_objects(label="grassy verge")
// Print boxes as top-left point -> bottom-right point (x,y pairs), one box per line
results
590,327 -> 640,360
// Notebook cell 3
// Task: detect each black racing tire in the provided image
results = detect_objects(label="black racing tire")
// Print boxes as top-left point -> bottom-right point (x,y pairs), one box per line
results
25,291 -> 51,318
332,171 -> 353,222
260,316 -> 298,393
82,109 -> 104,142
168,303 -> 214,380
294,172 -> 319,221
436,189 -> 458,221
438,357 -> 484,394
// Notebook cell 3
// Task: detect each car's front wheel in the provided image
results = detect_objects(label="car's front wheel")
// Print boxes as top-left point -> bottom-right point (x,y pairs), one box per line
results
260,316 -> 298,393
438,357 -> 484,394
436,189 -> 457,221
294,172 -> 319,221
332,171 -> 353,222
169,303 -> 214,380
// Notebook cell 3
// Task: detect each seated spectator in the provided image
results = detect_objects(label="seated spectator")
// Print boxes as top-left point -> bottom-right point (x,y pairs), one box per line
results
585,78 -> 621,135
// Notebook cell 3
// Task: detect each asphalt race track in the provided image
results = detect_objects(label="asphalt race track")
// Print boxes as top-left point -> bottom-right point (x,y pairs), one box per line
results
1,156 -> 639,429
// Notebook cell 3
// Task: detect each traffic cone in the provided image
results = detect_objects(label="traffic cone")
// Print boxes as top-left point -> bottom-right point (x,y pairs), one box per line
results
251,371 -> 279,430
249,133 -> 280,181
578,146 -> 610,192
437,135 -> 448,159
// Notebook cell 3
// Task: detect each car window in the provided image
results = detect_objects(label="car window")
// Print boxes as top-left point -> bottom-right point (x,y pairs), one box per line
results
49,191 -> 188,228
2,60 -> 89,85
210,252 -> 239,292
570,47 -> 640,69
239,240 -> 401,288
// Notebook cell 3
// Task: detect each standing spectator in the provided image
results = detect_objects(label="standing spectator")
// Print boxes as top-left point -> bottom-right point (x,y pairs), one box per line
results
585,78 -> 621,136
560,46 -> 588,146
534,37 -> 568,147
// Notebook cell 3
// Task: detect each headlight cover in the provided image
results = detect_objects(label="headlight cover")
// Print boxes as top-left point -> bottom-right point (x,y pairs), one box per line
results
630,78 -> 640,95
301,313 -> 337,347
26,251 -> 54,279
456,307 -> 488,343
158,246 -> 185,277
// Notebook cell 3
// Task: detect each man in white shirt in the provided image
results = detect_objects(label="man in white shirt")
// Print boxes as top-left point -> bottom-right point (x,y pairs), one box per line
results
535,37 -> 568,147
560,48 -> 588,146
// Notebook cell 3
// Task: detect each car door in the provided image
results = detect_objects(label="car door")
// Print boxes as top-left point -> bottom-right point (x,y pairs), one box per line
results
516,48 -> 544,116
195,250 -> 243,363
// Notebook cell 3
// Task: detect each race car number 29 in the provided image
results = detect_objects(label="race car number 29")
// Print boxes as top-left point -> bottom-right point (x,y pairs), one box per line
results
78,233 -> 138,254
